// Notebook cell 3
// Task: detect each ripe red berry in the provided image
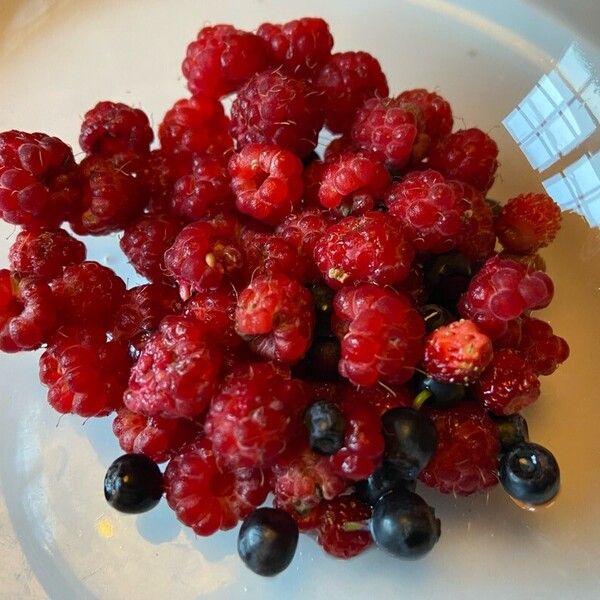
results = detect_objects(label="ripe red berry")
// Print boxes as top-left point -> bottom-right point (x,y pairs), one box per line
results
516,316 -> 569,376
323,136 -> 356,161
397,88 -> 453,142
455,182 -> 496,262
344,383 -> 413,417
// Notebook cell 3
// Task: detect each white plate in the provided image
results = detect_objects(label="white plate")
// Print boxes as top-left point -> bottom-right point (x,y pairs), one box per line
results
1,1 -> 599,598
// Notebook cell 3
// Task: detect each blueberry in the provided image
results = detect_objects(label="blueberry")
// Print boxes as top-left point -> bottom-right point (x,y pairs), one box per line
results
490,413 -> 529,451
370,489 -> 441,559
419,303 -> 455,333
499,442 -> 560,506
104,453 -> 163,514
310,285 -> 335,338
425,252 -> 472,310
292,337 -> 341,382
418,375 -> 466,408
304,400 -> 345,455
354,461 -> 416,507
302,150 -> 321,167
381,407 -> 437,479
237,508 -> 299,576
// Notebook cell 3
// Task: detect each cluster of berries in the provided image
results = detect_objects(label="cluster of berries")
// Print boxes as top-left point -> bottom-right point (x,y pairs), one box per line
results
0,17 -> 568,577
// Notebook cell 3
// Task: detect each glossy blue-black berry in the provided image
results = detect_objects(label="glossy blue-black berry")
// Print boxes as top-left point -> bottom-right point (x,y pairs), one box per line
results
104,453 -> 163,514
425,252 -> 472,310
419,304 -> 455,333
237,507 -> 298,576
354,461 -> 416,507
490,413 -> 529,451
304,400 -> 345,455
292,337 -> 341,382
418,375 -> 466,408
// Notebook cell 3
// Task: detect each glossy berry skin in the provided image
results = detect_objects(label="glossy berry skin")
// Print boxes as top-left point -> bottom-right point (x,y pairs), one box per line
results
305,400 -> 346,456
370,489 -> 441,559
230,70 -> 325,158
238,508 -> 299,576
235,273 -> 315,364
315,51 -> 389,134
490,413 -> 529,452
424,251 -> 472,310
355,462 -> 417,507
499,442 -> 560,506
228,144 -> 304,225
417,376 -> 466,409
182,24 -> 269,98
79,101 -> 154,157
420,304 -> 455,333
381,408 -> 437,479
472,349 -> 540,416
516,316 -> 569,376
397,89 -> 453,143
104,454 -> 163,514
314,212 -> 415,290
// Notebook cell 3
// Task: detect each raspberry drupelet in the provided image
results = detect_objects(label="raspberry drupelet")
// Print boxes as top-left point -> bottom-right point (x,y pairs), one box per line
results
79,101 -> 154,157
397,88 -> 454,143
124,316 -> 222,419
314,212 -> 415,289
182,24 -> 270,98
235,273 -> 315,363
344,383 -> 413,417
315,51 -> 389,134
323,136 -> 357,161
516,316 -> 569,376
165,437 -> 270,536
230,70 -> 325,158
455,182 -> 496,262
228,144 -> 304,225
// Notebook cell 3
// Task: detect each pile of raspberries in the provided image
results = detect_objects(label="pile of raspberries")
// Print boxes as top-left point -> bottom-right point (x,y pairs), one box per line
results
0,17 -> 568,560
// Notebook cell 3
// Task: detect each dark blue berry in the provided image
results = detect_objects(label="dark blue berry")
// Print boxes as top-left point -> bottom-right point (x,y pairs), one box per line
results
425,252 -> 472,310
310,285 -> 335,338
490,413 -> 529,451
292,337 -> 341,382
302,150 -> 321,167
418,375 -> 466,408
354,461 -> 416,507
304,400 -> 345,455
419,303 -> 455,333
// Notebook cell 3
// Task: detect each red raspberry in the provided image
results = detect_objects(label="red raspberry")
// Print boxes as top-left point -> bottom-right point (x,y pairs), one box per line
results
351,96 -> 429,171
165,438 -> 269,536
51,261 -> 125,326
472,349 -> 540,415
498,251 -> 546,273
428,128 -> 499,192
235,273 -> 315,363
323,136 -> 356,161
423,319 -> 493,384
113,408 -> 197,464
111,283 -> 182,351
164,214 -> 244,298
71,156 -> 143,235
495,193 -> 562,254
158,96 -> 232,157
419,404 -> 499,495
228,144 -> 304,224
345,384 -> 413,417
455,182 -> 496,262
230,70 -> 325,158
120,213 -> 183,284
516,316 -> 569,376
334,284 -> 424,386
492,317 -> 523,350
396,262 -> 428,306
315,52 -> 389,134
39,326 -> 130,417
124,316 -> 222,419
385,170 -> 468,253
317,496 -> 372,558
171,155 -> 234,221
79,101 -> 153,157
0,269 -> 57,352
314,212 -> 415,289
182,24 -> 269,98
273,497 -> 324,532
0,130 -> 80,228
205,362 -> 307,470
257,17 -> 333,78
397,89 -> 453,142
9,228 -> 85,279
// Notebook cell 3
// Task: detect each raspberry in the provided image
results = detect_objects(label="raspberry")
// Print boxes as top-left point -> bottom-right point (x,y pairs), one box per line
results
419,404 -> 499,495
39,326 -> 130,417
71,156 -> 143,235
0,269 -> 57,352
351,96 -> 429,170
428,128 -> 499,192
112,408 -> 197,464
314,212 -> 415,289
323,136 -> 356,161
124,316 -> 222,419
79,101 -> 154,157
397,88 -> 454,142
423,319 -> 493,384
228,144 -> 304,225
235,273 -> 315,363
230,70 -> 325,158
120,213 -> 183,284
0,130 -> 81,228
171,155 -> 234,221
257,17 -> 334,78
345,384 -> 413,417
516,316 -> 569,376
492,317 -> 523,349
333,284 -> 425,386
158,96 -> 232,157
182,24 -> 269,98
498,251 -> 546,273
205,362 -> 307,470
51,261 -> 125,326
495,193 -> 561,254
315,52 -> 389,134
397,262 -> 428,306
111,283 -> 182,351
165,438 -> 269,536
472,349 -> 540,415
164,214 -> 244,297
8,228 -> 85,279
455,182 -> 496,262
273,497 -> 323,532
317,496 -> 373,558
385,170 -> 468,253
